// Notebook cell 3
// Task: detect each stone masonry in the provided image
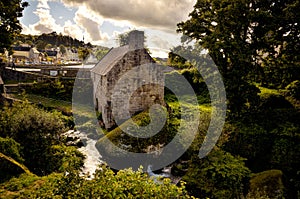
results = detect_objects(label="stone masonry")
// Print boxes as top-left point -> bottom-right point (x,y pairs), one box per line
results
90,30 -> 165,129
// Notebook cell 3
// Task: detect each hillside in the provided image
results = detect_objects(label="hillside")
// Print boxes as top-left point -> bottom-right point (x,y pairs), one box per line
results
14,32 -> 92,49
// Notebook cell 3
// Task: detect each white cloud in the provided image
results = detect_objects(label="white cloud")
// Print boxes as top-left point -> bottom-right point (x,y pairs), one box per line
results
73,7 -> 109,44
31,0 -> 63,34
21,0 -> 195,48
62,0 -> 196,31
149,35 -> 173,50
21,0 -> 109,44
63,20 -> 84,40
36,0 -> 51,9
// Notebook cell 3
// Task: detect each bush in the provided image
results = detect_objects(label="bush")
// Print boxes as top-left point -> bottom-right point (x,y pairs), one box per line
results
0,137 -> 24,182
182,150 -> 251,199
0,167 -> 194,198
0,102 -> 67,175
248,170 -> 285,198
285,80 -> 300,99
260,94 -> 293,109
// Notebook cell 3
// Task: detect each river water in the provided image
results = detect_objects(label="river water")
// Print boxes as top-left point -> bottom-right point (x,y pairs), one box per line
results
75,131 -> 103,178
75,131 -> 181,183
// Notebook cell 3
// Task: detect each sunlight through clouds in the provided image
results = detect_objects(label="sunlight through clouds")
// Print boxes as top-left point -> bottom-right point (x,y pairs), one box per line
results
20,0 -> 196,54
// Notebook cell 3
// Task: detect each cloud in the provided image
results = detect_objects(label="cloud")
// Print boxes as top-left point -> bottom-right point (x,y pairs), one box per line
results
31,0 -> 63,34
74,7 -> 109,44
21,0 -> 109,44
149,35 -> 173,50
62,0 -> 196,31
63,20 -> 84,40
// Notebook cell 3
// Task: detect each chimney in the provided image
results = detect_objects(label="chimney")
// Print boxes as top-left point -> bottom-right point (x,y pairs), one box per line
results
128,30 -> 144,50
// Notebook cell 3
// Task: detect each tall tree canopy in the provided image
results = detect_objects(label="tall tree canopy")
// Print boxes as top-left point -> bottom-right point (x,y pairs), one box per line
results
177,0 -> 299,116
0,0 -> 28,53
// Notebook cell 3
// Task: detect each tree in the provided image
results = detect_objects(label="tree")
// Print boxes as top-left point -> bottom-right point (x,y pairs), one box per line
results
177,0 -> 299,117
95,49 -> 109,60
45,43 -> 53,50
117,31 -> 130,46
0,0 -> 28,53
0,166 -> 194,198
59,44 -> 66,55
0,102 -> 67,175
182,149 -> 250,199
116,30 -> 147,47
78,46 -> 90,61
35,40 -> 48,51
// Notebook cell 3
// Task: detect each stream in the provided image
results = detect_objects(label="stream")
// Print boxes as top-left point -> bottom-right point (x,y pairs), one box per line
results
70,130 -> 180,183
66,130 -> 103,178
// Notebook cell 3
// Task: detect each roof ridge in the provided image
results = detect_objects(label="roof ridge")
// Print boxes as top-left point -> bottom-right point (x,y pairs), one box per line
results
90,45 -> 129,75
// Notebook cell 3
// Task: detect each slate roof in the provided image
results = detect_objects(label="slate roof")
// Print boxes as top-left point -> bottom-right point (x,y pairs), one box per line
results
42,50 -> 58,57
13,46 -> 31,51
90,45 -> 129,76
83,53 -> 98,65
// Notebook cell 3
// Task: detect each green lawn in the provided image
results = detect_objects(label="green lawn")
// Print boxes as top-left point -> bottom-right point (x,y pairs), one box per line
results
10,93 -> 72,113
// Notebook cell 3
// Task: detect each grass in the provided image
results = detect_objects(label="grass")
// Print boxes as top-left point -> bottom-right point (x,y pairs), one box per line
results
255,83 -> 282,97
9,93 -> 72,113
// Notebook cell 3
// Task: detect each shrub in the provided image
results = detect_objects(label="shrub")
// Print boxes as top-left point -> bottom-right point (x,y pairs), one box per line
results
182,150 -> 251,199
285,80 -> 300,99
248,170 -> 285,198
0,102 -> 66,175
0,137 -> 24,182
0,167 -> 194,198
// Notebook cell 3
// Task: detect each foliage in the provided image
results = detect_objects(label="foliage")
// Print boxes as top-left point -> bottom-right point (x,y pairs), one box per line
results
223,100 -> 300,198
177,0 -> 299,117
0,102 -> 68,175
78,46 -> 91,60
29,79 -> 74,101
285,80 -> 300,99
0,0 -> 28,53
0,137 -> 25,182
47,145 -> 84,173
11,93 -> 73,117
248,170 -> 285,199
15,31 -> 89,49
96,109 -> 178,160
116,30 -> 147,47
182,149 -> 250,199
0,137 -> 23,164
35,40 -> 48,50
95,48 -> 109,60
59,44 -> 66,55
117,31 -> 130,46
0,167 -> 194,199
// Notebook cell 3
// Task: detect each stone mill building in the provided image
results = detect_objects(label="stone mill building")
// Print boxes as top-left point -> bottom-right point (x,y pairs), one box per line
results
90,30 -> 165,129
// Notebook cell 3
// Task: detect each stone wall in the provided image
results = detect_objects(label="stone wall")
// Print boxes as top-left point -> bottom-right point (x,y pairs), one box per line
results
0,65 -> 90,83
95,49 -> 165,129
41,68 -> 91,78
0,67 -> 53,82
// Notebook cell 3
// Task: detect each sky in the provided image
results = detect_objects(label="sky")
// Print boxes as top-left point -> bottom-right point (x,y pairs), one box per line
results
20,0 -> 196,57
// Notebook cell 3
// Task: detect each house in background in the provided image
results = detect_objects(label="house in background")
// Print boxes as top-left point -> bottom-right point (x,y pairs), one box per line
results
12,44 -> 31,63
90,30 -> 165,129
12,45 -> 44,64
39,49 -> 60,64
63,48 -> 80,63
29,47 -> 43,63
83,53 -> 98,65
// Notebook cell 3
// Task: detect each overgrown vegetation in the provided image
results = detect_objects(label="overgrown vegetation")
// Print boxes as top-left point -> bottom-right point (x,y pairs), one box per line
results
0,102 -> 84,178
1,0 -> 299,198
0,167 -> 192,199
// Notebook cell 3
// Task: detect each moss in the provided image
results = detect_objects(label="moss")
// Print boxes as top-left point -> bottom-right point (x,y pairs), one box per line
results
249,170 -> 285,198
